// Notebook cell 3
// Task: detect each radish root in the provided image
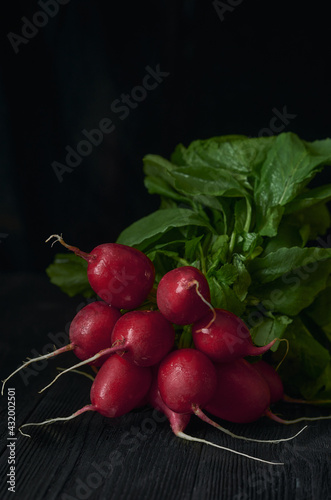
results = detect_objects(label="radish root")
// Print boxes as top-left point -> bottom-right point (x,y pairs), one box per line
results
192,405 -> 308,444
275,338 -> 290,371
56,367 -> 95,382
283,394 -> 331,405
190,280 -> 216,331
19,404 -> 94,438
38,346 -> 121,393
176,432 -> 284,465
266,409 -> 331,425
1,344 -> 73,396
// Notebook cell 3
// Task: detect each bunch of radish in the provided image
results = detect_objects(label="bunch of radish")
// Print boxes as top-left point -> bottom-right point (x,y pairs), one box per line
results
3,235 -> 329,466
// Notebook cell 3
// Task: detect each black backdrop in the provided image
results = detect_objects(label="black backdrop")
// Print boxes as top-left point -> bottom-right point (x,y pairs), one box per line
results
1,1 -> 331,273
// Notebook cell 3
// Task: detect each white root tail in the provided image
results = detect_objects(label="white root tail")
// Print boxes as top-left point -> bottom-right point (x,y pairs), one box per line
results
56,367 -> 95,382
176,431 -> 284,465
266,409 -> 331,425
19,404 -> 94,437
193,406 -> 308,444
1,345 -> 73,396
38,347 -> 115,393
45,233 -> 64,247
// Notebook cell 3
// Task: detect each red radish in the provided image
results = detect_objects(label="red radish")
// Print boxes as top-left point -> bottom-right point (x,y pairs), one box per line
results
1,301 -> 121,395
157,348 -> 217,414
192,308 -> 277,363
110,310 -> 175,367
46,234 -> 155,310
156,266 -> 214,325
147,369 -> 284,464
203,358 -> 331,428
38,310 -> 175,392
148,370 -> 191,435
252,360 -> 284,404
19,354 -> 152,437
205,358 -> 272,423
69,301 -> 121,366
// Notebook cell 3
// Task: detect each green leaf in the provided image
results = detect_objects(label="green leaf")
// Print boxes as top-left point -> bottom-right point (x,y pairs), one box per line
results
170,165 -> 249,197
286,203 -> 331,242
256,205 -> 284,237
208,276 -> 245,316
214,263 -> 239,286
206,234 -> 229,273
248,246 -> 331,285
232,255 -> 252,301
184,236 -> 203,262
302,361 -> 331,400
305,286 -> 331,328
303,137 -> 331,160
254,132 -> 331,235
263,220 -> 305,255
116,208 -> 215,250
234,232 -> 263,259
144,176 -> 191,204
143,154 -> 176,183
275,317 -> 331,399
234,198 -> 248,233
251,258 -> 331,316
250,315 -> 292,351
284,184 -> 331,213
171,135 -> 275,177
46,253 -> 94,298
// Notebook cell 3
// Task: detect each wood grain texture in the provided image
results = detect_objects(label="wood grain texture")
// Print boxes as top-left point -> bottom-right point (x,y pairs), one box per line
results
0,273 -> 330,500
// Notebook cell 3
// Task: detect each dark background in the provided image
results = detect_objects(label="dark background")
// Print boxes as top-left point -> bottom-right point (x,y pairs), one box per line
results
1,0 -> 331,273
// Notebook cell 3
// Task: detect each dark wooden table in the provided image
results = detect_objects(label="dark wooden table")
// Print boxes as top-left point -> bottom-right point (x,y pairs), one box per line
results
1,273 -> 330,500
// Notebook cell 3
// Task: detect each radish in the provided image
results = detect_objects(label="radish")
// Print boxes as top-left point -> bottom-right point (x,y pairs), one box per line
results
1,301 -> 121,395
157,348 -> 217,414
147,368 -> 284,465
68,301 -> 121,366
46,234 -> 155,310
203,358 -> 331,428
205,358 -> 272,423
38,310 -> 175,392
156,266 -> 214,325
147,370 -> 191,436
19,354 -> 152,437
192,308 -> 277,363
252,360 -> 284,404
110,310 -> 175,367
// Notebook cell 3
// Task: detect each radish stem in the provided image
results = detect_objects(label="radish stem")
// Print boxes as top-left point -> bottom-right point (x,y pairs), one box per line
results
45,234 -> 92,261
